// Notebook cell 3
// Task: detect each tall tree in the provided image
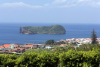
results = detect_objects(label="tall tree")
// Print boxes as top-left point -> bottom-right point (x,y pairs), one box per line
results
91,29 -> 97,44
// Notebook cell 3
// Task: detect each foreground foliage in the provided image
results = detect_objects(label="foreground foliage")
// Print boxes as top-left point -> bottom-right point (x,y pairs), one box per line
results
0,48 -> 100,67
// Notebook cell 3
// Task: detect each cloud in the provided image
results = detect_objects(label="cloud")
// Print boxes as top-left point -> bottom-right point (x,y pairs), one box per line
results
52,0 -> 100,7
53,0 -> 67,4
0,1 -> 100,9
78,0 -> 84,3
88,1 -> 100,7
44,3 -> 50,6
58,4 -> 76,7
0,2 -> 42,8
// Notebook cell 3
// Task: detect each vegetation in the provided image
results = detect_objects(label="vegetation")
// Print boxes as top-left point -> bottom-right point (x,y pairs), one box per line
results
45,39 -> 55,45
22,25 -> 66,34
53,44 -> 100,53
45,39 -> 67,45
1,47 -> 100,67
53,41 -> 66,45
91,29 -> 98,44
26,49 -> 52,53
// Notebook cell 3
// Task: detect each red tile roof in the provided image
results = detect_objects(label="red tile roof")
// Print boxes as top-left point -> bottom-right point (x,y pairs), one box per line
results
14,45 -> 22,47
14,45 -> 18,47
60,44 -> 68,46
24,45 -> 33,47
0,46 -> 4,48
3,44 -> 11,47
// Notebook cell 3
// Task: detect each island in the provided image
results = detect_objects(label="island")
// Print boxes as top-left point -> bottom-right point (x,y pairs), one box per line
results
20,25 -> 66,34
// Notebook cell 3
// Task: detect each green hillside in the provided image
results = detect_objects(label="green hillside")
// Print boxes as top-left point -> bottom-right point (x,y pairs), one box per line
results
22,25 -> 66,34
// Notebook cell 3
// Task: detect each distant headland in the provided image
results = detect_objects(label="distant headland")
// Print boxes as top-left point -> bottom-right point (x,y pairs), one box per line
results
19,25 -> 66,34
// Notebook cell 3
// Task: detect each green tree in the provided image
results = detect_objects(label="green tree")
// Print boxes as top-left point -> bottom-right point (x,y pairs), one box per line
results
91,29 -> 98,44
45,39 -> 55,45
53,41 -> 66,45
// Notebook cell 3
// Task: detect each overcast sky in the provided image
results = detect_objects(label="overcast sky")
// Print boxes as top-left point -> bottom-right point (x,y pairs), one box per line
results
0,0 -> 100,24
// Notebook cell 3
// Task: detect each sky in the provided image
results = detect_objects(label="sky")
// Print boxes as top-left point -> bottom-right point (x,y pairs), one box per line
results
0,0 -> 100,24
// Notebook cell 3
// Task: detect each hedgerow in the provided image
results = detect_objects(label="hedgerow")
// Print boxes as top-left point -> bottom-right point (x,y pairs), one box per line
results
0,49 -> 100,67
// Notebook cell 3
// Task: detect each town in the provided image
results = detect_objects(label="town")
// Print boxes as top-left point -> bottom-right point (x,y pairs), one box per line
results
0,38 -> 100,54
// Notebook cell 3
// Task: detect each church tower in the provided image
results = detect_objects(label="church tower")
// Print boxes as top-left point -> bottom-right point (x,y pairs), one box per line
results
19,26 -> 22,33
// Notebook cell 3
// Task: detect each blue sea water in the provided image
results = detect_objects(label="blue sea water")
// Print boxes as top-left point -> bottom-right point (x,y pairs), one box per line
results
0,23 -> 100,45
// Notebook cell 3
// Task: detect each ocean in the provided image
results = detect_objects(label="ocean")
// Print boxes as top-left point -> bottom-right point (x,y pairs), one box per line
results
0,23 -> 100,45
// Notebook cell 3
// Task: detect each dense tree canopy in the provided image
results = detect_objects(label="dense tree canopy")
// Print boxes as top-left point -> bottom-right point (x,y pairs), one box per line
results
45,39 -> 55,45
53,41 -> 66,45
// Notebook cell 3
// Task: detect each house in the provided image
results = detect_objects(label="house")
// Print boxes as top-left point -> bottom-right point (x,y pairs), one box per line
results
3,44 -> 11,50
24,45 -> 34,49
3,44 -> 15,50
45,45 -> 52,49
33,44 -> 39,49
14,48 -> 25,53
60,44 -> 68,47
14,45 -> 18,48
14,45 -> 23,48
4,50 -> 9,53
32,47 -> 37,49
37,45 -> 45,49
0,46 -> 4,50
3,44 -> 11,48
77,44 -> 82,47
9,49 -> 15,53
